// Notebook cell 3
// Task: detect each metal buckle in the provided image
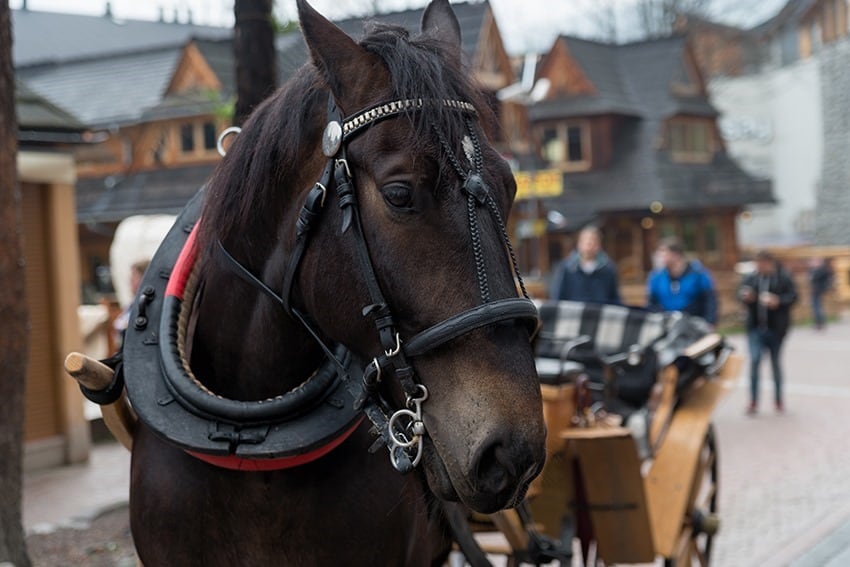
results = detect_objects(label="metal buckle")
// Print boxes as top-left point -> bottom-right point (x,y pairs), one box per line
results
388,384 -> 428,471
384,332 -> 402,358
335,158 -> 351,179
314,182 -> 327,207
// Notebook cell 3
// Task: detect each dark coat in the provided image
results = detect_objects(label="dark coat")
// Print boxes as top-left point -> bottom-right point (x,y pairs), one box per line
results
810,264 -> 834,296
739,264 -> 797,336
550,251 -> 621,305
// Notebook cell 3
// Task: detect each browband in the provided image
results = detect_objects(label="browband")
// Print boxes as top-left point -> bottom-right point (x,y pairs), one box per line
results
342,98 -> 477,141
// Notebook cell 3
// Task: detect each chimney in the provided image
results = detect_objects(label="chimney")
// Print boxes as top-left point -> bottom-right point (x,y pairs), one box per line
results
21,0 -> 28,10
187,8 -> 193,25
104,1 -> 112,18
158,6 -> 165,22
173,7 -> 179,23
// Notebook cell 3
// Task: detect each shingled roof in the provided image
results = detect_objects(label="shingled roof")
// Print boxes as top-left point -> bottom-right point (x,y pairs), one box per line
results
16,79 -> 83,132
76,164 -> 213,224
17,46 -> 184,128
12,8 -> 231,67
530,35 -> 772,219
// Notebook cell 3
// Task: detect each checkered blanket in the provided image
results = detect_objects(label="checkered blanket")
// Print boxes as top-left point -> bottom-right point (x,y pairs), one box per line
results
534,300 -> 716,393
535,301 -> 676,357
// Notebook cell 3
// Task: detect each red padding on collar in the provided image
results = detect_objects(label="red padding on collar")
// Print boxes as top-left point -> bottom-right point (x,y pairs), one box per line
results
185,416 -> 364,471
165,222 -> 200,300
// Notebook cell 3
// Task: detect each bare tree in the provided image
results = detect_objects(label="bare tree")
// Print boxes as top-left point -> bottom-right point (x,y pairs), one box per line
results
581,0 -> 619,43
0,1 -> 32,566
233,0 -> 278,126
635,0 -> 712,38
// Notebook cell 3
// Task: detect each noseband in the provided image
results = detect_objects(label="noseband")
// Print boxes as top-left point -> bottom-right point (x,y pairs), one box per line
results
218,95 -> 538,472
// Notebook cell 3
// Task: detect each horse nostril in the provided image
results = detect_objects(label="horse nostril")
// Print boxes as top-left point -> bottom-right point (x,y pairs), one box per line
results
474,442 -> 520,495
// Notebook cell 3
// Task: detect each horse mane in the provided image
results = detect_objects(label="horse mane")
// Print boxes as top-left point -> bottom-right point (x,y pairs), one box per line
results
198,21 -> 491,256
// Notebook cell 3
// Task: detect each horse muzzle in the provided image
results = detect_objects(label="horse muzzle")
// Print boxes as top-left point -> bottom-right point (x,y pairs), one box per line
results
423,424 -> 545,514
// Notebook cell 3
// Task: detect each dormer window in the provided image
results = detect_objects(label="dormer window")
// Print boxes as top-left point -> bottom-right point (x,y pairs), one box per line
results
176,120 -> 220,160
180,123 -> 195,153
667,118 -> 714,163
538,120 -> 591,171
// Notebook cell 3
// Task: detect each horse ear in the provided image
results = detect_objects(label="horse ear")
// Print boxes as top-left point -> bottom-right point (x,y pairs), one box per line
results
420,0 -> 462,65
297,0 -> 380,103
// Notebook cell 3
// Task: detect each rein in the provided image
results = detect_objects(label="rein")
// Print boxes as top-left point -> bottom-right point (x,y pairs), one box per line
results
217,95 -> 538,473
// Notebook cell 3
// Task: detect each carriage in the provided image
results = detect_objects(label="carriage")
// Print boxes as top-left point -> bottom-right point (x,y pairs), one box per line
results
461,300 -> 741,567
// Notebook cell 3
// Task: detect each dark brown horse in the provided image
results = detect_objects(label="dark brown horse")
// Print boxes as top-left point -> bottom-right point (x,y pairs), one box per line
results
125,1 -> 545,564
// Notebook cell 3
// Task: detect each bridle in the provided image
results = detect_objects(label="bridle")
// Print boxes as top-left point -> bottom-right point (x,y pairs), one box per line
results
218,95 -> 538,472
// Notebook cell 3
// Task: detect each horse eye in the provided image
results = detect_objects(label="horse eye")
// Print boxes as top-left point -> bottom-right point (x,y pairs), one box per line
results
381,183 -> 413,210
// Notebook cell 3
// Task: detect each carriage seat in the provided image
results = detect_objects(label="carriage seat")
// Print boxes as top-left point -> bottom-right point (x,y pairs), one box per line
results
534,300 -> 721,405
535,357 -> 586,386
534,301 -> 673,409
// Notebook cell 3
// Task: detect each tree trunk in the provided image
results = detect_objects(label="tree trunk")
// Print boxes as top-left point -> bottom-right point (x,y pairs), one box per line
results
233,0 -> 277,127
0,2 -> 32,566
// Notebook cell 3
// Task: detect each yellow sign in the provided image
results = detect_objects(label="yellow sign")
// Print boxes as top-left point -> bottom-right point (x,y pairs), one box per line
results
514,169 -> 563,200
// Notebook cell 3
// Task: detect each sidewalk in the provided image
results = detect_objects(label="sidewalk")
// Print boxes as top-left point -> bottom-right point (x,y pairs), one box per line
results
711,310 -> 850,566
22,312 -> 850,565
23,440 -> 129,534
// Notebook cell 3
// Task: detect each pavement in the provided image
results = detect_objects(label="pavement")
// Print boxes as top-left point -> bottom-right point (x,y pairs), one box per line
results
21,311 -> 850,565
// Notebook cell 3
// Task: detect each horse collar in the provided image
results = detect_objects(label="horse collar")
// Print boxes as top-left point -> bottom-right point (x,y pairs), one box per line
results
117,190 -> 365,471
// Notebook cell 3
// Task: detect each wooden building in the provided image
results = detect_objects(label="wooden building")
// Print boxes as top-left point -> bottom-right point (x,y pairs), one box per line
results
13,2 -> 521,296
16,80 -> 90,470
679,0 -> 850,78
514,35 -> 773,288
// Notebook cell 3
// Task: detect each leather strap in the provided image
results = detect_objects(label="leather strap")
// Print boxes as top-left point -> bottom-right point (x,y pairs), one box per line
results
404,298 -> 539,357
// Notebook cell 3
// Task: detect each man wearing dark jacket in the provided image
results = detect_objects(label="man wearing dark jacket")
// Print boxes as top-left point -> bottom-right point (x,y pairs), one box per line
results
550,226 -> 621,304
739,250 -> 797,414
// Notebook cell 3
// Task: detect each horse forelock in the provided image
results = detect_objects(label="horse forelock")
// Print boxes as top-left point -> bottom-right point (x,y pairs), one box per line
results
359,23 -> 495,169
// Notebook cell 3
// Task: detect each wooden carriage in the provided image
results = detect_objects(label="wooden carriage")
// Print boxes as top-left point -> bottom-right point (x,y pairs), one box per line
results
473,301 -> 741,566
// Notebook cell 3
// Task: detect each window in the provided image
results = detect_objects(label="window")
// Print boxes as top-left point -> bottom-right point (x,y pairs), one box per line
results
668,119 -> 713,162
566,126 -> 583,162
682,219 -> 698,252
541,127 -> 562,165
659,222 -> 677,239
203,122 -> 217,151
704,221 -> 719,252
538,121 -> 591,171
180,124 -> 195,153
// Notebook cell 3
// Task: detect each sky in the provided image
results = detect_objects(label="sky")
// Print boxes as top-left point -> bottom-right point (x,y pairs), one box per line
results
10,0 -> 789,54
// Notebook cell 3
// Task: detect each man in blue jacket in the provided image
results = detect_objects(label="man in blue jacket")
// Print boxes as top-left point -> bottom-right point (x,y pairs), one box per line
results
647,238 -> 717,325
550,226 -> 621,304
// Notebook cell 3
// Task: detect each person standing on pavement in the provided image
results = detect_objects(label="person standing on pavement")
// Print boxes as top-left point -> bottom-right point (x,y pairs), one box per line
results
549,225 -> 621,304
809,257 -> 834,330
646,237 -> 718,325
739,250 -> 797,414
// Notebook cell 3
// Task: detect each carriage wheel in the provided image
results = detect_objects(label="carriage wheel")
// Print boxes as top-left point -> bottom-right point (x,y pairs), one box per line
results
665,425 -> 719,567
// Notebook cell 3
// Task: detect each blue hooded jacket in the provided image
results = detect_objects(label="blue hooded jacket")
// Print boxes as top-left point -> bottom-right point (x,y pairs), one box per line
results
647,261 -> 717,324
550,251 -> 621,304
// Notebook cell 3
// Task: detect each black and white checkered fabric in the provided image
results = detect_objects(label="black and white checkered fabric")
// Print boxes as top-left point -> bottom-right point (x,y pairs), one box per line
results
535,300 -> 714,365
535,301 -> 671,357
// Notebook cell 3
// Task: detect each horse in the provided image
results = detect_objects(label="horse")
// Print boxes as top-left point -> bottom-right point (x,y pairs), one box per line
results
121,1 -> 546,564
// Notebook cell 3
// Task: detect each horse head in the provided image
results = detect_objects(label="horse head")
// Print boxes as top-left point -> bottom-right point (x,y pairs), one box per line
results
287,0 -> 546,513
197,0 -> 544,514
